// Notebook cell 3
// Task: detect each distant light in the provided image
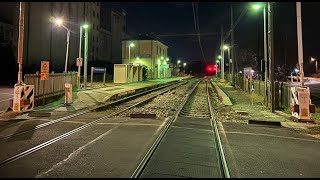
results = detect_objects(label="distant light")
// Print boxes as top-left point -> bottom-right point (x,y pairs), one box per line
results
252,4 -> 262,10
166,58 -> 169,61
54,18 -> 63,26
177,60 -> 181,63
130,43 -> 135,47
239,71 -> 243,73
183,62 -> 186,66
223,45 -> 229,50
294,68 -> 299,73
218,55 -> 222,59
161,56 -> 164,60
216,60 -> 220,63
136,57 -> 140,60
82,24 -> 89,29
311,57 -> 316,61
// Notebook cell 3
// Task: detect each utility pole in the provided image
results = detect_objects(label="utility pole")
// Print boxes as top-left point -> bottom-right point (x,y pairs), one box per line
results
268,2 -> 275,112
17,2 -> 25,85
221,25 -> 225,80
264,4 -> 268,107
296,2 -> 304,87
231,5 -> 235,85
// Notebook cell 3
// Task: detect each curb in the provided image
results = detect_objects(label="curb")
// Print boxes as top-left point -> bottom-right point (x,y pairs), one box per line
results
210,80 -> 233,106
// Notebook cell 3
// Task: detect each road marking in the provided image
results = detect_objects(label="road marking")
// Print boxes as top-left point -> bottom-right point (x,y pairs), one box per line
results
0,92 -> 13,95
35,126 -> 119,178
224,131 -> 320,143
0,98 -> 11,102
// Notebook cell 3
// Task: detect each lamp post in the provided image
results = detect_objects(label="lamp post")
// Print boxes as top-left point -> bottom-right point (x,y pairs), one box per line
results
53,18 -> 71,73
223,45 -> 230,79
311,57 -> 318,72
128,42 -> 135,64
252,2 -> 268,107
183,62 -> 187,73
83,24 -> 89,90
216,60 -> 220,77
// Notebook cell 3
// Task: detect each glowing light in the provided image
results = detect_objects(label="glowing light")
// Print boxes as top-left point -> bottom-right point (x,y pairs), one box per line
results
54,18 -> 63,26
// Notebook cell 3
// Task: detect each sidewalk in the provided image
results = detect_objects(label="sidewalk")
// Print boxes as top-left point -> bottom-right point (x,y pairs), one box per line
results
213,79 -> 320,139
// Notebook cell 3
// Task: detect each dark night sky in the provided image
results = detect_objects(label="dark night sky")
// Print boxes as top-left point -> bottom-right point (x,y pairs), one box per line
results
103,2 -> 320,73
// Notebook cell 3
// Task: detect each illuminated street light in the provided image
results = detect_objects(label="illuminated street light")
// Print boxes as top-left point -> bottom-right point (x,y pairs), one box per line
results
128,42 -> 135,64
177,60 -> 181,64
252,4 -> 262,10
166,57 -> 169,61
136,57 -> 140,60
161,56 -> 164,60
183,62 -> 186,66
311,57 -> 318,72
223,45 -> 229,50
54,18 -> 63,26
218,55 -> 222,59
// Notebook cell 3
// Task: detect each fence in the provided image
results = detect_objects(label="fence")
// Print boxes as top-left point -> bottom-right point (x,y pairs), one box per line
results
24,71 -> 78,100
226,73 -> 291,110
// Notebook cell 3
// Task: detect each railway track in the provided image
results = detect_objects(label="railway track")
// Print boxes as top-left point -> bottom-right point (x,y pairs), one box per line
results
0,79 -> 197,167
131,79 -> 230,178
0,80 -> 187,142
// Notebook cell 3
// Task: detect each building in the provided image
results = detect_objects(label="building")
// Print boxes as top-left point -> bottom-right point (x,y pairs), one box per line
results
99,7 -> 127,64
122,35 -> 171,79
0,2 -> 128,75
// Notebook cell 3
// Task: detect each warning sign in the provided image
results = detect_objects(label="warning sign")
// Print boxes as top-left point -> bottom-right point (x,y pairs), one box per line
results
41,61 -> 49,80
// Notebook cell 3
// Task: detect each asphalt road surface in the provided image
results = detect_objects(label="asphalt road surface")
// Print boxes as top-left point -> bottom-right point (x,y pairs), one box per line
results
0,86 -> 13,113
219,121 -> 320,178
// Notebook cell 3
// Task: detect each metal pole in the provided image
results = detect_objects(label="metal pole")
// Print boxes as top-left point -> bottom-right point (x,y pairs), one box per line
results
296,2 -> 304,87
103,68 -> 106,84
221,25 -> 224,80
17,2 -> 25,85
316,61 -> 318,72
268,2 -> 275,112
231,5 -> 235,85
264,5 -> 268,107
84,28 -> 88,90
65,30 -> 70,73
128,45 -> 131,64
77,26 -> 82,89
228,48 -> 230,76
91,67 -> 93,87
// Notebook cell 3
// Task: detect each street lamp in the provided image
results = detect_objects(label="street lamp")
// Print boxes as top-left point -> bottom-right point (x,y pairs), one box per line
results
216,60 -> 220,76
311,57 -> 318,72
183,62 -> 187,73
128,42 -> 135,64
252,2 -> 268,107
166,57 -> 169,61
223,45 -> 231,76
76,23 -> 89,89
218,55 -> 222,59
82,24 -> 89,90
52,17 -> 71,73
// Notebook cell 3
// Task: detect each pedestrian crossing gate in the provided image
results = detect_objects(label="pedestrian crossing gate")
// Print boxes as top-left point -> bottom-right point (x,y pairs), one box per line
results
11,84 -> 35,112
290,86 -> 315,121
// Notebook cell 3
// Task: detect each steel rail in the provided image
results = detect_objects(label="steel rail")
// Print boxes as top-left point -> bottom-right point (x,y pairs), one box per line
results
207,80 -> 230,178
0,80 -> 185,141
131,79 -> 202,178
0,80 -> 190,167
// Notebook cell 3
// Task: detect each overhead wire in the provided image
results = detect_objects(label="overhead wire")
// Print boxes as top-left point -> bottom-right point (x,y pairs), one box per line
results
192,2 -> 207,64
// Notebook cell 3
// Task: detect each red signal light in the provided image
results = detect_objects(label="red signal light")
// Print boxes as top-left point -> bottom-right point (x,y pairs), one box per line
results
206,65 -> 216,73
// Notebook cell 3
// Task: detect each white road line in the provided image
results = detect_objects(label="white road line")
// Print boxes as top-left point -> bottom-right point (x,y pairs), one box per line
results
224,131 -> 320,143
35,126 -> 119,178
0,98 -> 11,102
0,92 -> 13,95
